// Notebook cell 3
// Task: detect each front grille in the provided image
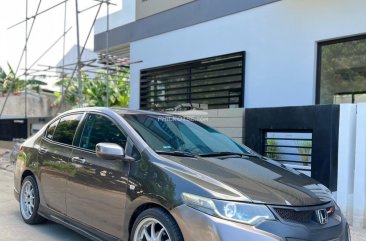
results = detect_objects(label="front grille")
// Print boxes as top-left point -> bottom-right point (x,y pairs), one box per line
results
273,205 -> 335,224
274,208 -> 314,223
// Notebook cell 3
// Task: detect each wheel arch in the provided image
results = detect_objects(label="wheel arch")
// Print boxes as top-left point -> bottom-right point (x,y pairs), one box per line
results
128,202 -> 172,236
21,169 -> 35,184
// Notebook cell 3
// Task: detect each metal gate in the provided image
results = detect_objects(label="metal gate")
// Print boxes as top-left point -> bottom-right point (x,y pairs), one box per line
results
264,131 -> 313,176
0,118 -> 27,141
245,105 -> 339,191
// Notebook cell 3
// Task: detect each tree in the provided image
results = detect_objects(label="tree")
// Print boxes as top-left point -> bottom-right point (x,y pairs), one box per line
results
296,140 -> 312,166
54,67 -> 130,108
265,139 -> 280,160
2,63 -> 24,94
0,63 -> 46,95
0,67 -> 6,93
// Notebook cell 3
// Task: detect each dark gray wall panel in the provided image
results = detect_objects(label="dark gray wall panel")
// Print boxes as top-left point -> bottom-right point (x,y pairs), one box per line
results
94,0 -> 281,51
245,105 -> 340,191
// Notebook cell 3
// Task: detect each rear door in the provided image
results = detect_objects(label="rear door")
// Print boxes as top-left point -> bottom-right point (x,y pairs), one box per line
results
38,113 -> 84,214
66,113 -> 130,237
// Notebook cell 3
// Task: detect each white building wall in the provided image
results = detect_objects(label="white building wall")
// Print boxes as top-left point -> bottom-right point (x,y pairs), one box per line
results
56,45 -> 98,78
0,93 -> 63,118
94,0 -> 135,35
129,0 -> 366,109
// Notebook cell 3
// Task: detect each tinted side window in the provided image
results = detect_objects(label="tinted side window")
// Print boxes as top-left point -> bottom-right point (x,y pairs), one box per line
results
53,114 -> 83,145
80,114 -> 127,151
45,120 -> 59,140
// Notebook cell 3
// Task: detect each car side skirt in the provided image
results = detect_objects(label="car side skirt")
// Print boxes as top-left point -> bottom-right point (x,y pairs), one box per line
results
38,206 -> 121,241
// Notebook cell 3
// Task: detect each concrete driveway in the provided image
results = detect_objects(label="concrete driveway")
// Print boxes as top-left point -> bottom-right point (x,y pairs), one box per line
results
0,169 -> 89,241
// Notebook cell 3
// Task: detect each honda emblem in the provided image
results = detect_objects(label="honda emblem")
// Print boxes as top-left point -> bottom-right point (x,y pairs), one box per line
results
315,209 -> 328,224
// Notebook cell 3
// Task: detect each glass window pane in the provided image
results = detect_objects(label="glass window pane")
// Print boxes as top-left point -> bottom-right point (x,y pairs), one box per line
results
80,114 -> 127,151
319,37 -> 366,104
355,93 -> 366,103
45,120 -> 59,140
53,114 -> 83,145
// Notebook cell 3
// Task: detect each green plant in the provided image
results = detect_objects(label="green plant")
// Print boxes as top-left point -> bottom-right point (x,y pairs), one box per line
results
2,63 -> 24,94
0,64 -> 46,94
0,67 -> 5,94
296,140 -> 312,166
26,79 -> 47,93
265,139 -> 280,160
54,68 -> 130,108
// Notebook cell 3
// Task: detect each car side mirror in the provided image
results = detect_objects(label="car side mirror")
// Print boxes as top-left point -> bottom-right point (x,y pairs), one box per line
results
96,143 -> 125,160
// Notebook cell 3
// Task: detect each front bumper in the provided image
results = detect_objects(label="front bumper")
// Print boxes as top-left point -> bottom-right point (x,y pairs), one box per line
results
171,205 -> 283,241
171,205 -> 350,241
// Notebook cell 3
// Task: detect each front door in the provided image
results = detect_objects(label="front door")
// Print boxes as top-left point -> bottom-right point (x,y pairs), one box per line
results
66,113 -> 129,238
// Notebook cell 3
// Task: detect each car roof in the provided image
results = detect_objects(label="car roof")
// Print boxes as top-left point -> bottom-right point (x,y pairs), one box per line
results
60,107 -> 171,116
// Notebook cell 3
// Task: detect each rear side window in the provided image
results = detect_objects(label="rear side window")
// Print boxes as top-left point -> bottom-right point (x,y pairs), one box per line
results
79,114 -> 127,151
53,114 -> 83,145
45,120 -> 59,139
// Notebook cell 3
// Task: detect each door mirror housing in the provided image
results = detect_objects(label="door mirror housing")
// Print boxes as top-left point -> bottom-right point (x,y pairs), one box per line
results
96,143 -> 125,160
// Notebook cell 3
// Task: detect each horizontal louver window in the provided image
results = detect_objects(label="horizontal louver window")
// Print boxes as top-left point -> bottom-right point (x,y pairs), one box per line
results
140,52 -> 245,110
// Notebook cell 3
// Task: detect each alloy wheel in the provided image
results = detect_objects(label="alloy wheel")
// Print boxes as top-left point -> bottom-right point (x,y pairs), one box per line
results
133,217 -> 172,241
20,180 -> 35,220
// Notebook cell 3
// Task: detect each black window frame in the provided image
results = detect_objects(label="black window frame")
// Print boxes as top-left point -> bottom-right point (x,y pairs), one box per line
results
140,52 -> 245,110
316,34 -> 366,104
45,119 -> 60,140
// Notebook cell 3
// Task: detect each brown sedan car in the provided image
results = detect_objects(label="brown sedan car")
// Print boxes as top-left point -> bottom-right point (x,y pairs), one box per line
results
14,108 -> 350,241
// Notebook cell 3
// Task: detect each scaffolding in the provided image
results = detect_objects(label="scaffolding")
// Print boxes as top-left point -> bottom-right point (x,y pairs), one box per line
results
1,0 -> 132,119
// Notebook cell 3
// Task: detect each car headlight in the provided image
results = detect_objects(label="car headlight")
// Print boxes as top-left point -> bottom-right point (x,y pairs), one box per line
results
181,193 -> 276,225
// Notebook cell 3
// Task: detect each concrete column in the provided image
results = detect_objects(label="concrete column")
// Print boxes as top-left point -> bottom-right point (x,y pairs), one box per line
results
353,103 -> 366,228
337,104 -> 356,223
129,65 -> 140,110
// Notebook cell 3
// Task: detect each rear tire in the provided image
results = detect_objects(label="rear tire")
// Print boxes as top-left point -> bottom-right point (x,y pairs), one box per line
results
130,207 -> 183,241
20,176 -> 46,224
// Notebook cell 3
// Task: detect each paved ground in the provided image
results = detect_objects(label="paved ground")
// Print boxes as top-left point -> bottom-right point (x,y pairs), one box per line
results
1,148 -> 366,240
0,169 -> 89,241
351,226 -> 366,241
0,148 -> 14,172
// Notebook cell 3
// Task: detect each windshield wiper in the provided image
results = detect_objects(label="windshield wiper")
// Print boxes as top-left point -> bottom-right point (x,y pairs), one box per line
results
155,150 -> 197,157
198,151 -> 258,158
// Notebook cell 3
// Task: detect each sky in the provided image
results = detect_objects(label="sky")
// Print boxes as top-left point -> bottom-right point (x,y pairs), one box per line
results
0,0 -> 121,88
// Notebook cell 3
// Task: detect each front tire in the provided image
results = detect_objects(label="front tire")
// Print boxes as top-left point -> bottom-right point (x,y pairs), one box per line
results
20,176 -> 46,224
131,208 -> 183,241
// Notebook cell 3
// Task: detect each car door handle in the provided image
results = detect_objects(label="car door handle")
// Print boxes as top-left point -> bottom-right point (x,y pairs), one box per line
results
38,147 -> 48,154
71,157 -> 86,164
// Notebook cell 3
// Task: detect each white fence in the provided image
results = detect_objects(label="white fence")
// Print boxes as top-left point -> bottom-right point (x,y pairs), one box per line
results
337,103 -> 366,228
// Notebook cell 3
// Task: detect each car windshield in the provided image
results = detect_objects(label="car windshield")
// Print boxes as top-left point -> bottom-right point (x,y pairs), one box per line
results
122,114 -> 253,156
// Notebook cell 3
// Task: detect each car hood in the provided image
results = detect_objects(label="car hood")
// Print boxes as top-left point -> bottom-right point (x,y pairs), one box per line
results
160,155 -> 332,206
